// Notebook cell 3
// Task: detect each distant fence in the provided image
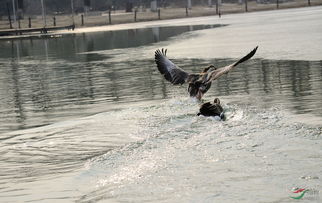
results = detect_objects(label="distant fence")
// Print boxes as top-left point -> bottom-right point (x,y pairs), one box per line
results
0,0 -> 321,30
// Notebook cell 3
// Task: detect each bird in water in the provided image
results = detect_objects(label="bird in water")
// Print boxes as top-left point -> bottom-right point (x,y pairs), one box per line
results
197,98 -> 225,120
155,46 -> 258,100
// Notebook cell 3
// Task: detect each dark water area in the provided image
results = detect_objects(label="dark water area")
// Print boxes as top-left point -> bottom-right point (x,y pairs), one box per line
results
0,57 -> 321,134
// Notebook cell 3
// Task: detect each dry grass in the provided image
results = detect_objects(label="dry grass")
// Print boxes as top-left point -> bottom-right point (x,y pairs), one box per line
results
1,0 -> 321,30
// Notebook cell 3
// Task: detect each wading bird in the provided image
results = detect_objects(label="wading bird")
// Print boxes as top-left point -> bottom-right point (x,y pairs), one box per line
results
155,46 -> 258,100
197,98 -> 225,120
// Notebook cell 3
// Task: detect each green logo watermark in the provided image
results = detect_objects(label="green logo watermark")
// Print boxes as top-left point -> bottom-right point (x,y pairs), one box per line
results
290,188 -> 320,200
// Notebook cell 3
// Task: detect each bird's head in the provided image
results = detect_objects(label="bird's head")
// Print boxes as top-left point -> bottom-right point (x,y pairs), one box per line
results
214,98 -> 220,104
202,65 -> 217,73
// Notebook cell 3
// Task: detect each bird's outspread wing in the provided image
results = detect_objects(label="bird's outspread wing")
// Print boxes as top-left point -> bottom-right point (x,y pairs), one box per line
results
155,49 -> 189,85
207,46 -> 258,82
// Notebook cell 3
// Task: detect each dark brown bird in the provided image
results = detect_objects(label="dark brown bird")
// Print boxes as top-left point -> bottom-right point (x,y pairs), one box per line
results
197,98 -> 225,120
155,46 -> 258,100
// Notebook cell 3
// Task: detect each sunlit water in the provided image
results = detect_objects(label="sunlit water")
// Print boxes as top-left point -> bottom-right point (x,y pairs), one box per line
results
0,7 -> 321,203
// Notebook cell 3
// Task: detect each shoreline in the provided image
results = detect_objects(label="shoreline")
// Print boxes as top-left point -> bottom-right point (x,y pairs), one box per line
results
0,3 -> 322,40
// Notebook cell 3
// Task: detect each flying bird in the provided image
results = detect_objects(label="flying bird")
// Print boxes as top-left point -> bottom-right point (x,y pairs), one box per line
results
155,46 -> 258,100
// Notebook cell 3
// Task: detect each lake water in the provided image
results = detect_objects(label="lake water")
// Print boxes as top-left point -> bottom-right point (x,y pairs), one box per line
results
0,6 -> 321,203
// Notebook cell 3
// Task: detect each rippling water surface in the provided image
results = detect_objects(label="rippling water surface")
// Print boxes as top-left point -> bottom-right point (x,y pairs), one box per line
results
0,7 -> 321,203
